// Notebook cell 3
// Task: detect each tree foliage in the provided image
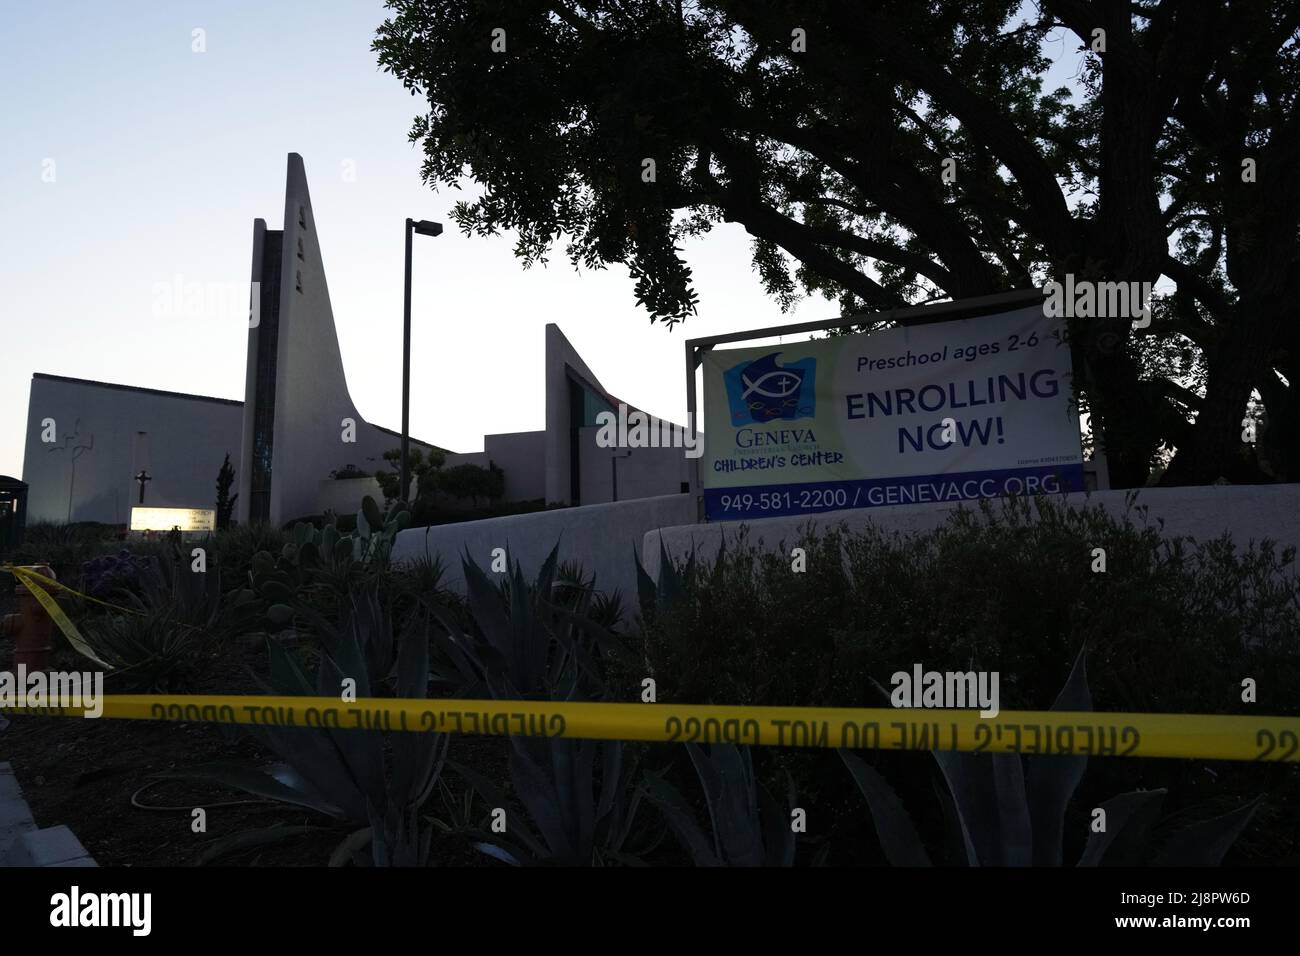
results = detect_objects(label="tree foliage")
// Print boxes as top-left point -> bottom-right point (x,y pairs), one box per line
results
374,0 -> 1300,487
374,447 -> 446,503
438,462 -> 506,507
215,452 -> 238,530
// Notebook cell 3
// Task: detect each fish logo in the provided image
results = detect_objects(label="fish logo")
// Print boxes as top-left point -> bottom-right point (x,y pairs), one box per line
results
724,352 -> 816,425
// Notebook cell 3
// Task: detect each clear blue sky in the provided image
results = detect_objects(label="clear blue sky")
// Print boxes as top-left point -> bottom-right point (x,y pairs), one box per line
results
0,1 -> 1084,479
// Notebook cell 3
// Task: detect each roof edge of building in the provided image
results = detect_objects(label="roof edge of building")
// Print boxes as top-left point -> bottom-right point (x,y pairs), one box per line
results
32,373 -> 243,408
369,422 -> 454,455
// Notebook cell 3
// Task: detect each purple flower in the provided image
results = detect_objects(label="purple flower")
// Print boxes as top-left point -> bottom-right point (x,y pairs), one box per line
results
81,549 -> 151,600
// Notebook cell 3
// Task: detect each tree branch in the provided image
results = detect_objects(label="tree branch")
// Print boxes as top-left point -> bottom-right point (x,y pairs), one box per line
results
1163,254 -> 1234,318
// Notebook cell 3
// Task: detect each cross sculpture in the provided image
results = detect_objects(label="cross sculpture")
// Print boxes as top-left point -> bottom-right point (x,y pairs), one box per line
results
134,470 -> 152,504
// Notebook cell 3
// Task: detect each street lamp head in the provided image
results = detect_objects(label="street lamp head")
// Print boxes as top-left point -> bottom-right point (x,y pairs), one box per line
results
412,220 -> 443,237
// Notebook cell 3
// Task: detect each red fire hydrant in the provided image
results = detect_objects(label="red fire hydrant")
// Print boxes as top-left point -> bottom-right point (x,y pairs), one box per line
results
1,564 -> 56,670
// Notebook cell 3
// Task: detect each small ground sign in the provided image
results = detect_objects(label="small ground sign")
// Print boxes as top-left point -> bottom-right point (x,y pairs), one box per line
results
129,507 -> 216,533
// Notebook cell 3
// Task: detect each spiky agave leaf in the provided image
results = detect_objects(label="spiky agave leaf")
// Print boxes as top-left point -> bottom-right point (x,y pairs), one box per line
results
644,744 -> 795,867
839,751 -> 932,866
640,768 -> 722,866
1151,797 -> 1263,866
1077,789 -> 1167,866
1025,644 -> 1091,865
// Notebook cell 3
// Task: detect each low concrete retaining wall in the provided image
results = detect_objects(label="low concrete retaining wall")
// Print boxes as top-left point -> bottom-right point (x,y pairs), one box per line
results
641,484 -> 1300,581
394,485 -> 1299,599
393,493 -> 696,602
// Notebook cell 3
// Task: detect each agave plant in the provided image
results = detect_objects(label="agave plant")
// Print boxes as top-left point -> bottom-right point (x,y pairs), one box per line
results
431,545 -> 648,864
168,581 -> 448,866
136,539 -> 258,639
430,544 -> 624,700
80,609 -> 203,693
79,541 -> 259,691
447,739 -> 649,867
555,560 -> 626,631
642,743 -> 797,867
632,538 -> 720,629
840,647 -> 1261,866
394,552 -> 450,608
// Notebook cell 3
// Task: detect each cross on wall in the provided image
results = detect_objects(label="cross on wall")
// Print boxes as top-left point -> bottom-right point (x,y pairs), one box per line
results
134,470 -> 152,504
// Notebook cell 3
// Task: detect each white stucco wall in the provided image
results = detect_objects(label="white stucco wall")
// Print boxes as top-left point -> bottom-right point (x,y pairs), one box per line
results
543,324 -> 591,505
21,375 -> 243,524
393,492 -> 695,603
239,155 -> 444,526
314,476 -> 385,517
265,154 -> 383,525
440,431 -> 548,505
578,425 -> 691,505
485,431 -> 547,502
641,484 -> 1300,582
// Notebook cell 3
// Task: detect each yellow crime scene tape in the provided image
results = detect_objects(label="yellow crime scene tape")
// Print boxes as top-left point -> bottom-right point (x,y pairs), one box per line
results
4,564 -> 115,669
4,564 -> 1298,762
2,695 -> 1298,762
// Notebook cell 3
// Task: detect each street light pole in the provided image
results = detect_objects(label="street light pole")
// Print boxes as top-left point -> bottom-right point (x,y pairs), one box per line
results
400,218 -> 443,506
401,219 -> 413,504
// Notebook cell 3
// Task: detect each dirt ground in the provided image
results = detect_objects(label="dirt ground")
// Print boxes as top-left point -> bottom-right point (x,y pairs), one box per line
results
0,624 -> 496,867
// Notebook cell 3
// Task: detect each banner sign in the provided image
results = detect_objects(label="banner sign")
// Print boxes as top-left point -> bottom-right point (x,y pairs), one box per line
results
701,305 -> 1084,520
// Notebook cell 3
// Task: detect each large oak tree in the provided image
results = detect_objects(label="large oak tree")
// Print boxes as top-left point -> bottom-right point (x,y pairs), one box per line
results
374,0 -> 1300,488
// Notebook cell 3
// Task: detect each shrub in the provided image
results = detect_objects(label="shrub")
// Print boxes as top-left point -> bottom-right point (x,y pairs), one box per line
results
374,447 -> 446,504
328,464 -> 371,480
80,540 -> 258,692
6,521 -> 123,586
437,463 -> 505,509
626,495 -> 1300,715
618,494 -> 1300,864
